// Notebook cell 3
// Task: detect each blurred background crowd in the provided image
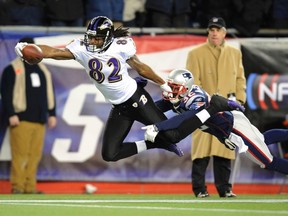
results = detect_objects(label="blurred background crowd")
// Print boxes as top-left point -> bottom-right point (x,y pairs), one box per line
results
0,0 -> 288,37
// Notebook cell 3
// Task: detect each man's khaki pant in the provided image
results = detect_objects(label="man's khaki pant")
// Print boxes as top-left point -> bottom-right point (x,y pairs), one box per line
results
10,121 -> 45,193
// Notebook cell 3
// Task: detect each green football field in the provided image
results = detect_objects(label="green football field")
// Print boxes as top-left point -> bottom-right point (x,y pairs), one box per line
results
0,194 -> 287,216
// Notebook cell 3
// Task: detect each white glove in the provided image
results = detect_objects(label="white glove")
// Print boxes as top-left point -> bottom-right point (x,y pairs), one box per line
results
15,42 -> 27,59
141,125 -> 159,143
160,83 -> 173,100
224,138 -> 236,150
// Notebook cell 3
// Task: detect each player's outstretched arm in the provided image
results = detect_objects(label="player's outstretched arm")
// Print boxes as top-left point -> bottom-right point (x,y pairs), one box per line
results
15,42 -> 74,61
127,55 -> 173,96
38,45 -> 74,60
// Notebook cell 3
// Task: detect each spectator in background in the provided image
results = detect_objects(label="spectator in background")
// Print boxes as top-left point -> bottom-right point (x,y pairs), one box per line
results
44,0 -> 84,26
191,0 -> 234,28
272,0 -> 288,29
231,0 -> 272,37
186,17 -> 246,198
145,0 -> 191,27
123,0 -> 146,27
85,0 -> 124,28
0,0 -> 12,25
0,37 -> 57,194
2,0 -> 46,26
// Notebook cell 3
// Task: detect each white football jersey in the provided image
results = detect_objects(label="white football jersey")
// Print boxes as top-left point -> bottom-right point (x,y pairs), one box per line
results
66,37 -> 138,104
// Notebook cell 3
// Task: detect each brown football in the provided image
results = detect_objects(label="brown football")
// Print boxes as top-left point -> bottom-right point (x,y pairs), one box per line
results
22,44 -> 43,64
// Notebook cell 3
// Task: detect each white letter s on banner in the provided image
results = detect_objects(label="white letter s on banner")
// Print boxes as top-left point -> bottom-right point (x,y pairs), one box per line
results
52,84 -> 105,162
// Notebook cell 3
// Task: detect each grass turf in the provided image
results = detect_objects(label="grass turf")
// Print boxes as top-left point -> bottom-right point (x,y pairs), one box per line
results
0,194 -> 287,216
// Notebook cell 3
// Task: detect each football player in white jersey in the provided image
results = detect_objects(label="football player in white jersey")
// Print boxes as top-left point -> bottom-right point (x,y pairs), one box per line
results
143,69 -> 288,176
15,16 -> 240,162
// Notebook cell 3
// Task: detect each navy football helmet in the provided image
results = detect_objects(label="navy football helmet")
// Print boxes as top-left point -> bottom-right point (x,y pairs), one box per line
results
165,69 -> 194,103
84,16 -> 114,52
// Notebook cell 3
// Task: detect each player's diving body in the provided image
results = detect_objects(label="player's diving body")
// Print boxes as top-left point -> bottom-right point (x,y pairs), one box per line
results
143,69 -> 288,174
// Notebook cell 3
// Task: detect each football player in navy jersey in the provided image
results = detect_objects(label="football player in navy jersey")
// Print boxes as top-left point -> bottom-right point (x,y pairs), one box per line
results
15,16 -> 239,162
143,69 -> 288,175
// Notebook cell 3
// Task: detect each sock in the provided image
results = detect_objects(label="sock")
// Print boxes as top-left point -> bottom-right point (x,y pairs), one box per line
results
135,140 -> 147,153
195,109 -> 211,123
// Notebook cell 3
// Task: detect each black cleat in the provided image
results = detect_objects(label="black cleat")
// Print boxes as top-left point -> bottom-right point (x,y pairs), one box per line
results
165,143 -> 184,157
157,143 -> 184,157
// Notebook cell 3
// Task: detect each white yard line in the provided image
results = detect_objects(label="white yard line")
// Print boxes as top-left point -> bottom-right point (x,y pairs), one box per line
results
0,199 -> 288,203
0,202 -> 288,215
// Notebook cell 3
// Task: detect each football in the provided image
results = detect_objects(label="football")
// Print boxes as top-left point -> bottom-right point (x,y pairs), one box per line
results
22,44 -> 43,64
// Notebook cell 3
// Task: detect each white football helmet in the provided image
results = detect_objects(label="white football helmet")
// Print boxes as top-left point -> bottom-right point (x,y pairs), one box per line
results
165,69 -> 194,103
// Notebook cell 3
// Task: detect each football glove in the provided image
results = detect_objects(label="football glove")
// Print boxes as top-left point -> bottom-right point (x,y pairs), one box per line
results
15,42 -> 27,59
160,82 -> 173,100
141,124 -> 159,143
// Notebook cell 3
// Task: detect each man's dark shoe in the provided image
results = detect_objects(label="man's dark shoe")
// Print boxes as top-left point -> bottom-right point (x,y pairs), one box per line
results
196,191 -> 210,198
25,190 -> 44,194
11,189 -> 23,194
219,190 -> 237,198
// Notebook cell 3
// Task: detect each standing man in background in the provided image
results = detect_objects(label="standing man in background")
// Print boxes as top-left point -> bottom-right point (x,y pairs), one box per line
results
0,37 -> 57,194
186,17 -> 246,198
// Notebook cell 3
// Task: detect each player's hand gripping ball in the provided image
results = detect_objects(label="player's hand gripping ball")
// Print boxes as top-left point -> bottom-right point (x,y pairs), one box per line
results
22,44 -> 43,64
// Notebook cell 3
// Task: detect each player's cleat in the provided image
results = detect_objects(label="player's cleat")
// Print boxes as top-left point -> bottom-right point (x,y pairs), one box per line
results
227,100 -> 245,112
145,139 -> 184,157
210,94 -> 245,113
154,142 -> 184,157
164,143 -> 184,157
